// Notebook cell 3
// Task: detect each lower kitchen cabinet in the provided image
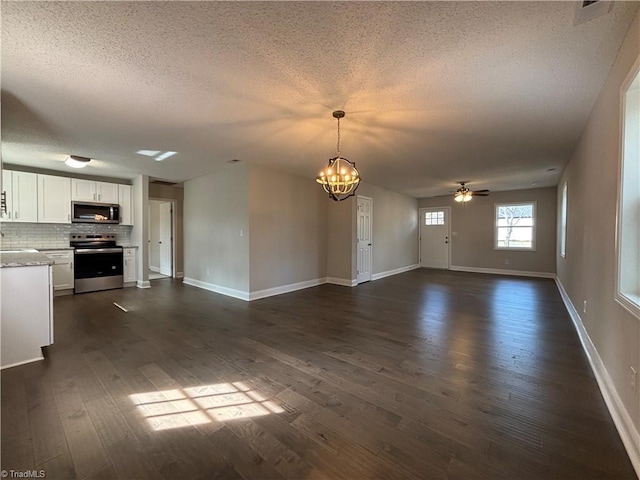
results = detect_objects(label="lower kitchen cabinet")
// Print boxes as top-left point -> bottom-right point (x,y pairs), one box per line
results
123,247 -> 136,285
1,264 -> 53,369
42,250 -> 74,294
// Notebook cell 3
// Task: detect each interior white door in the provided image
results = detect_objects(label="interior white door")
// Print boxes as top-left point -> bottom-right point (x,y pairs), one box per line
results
159,202 -> 172,276
357,196 -> 372,284
420,207 -> 450,269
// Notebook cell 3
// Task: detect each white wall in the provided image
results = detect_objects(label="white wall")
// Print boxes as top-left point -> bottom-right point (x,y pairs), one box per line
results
419,187 -> 557,275
326,198 -> 355,283
324,182 -> 419,284
355,182 -> 419,278
556,10 -> 639,472
183,163 -> 250,294
248,165 -> 327,292
148,200 -> 161,270
132,175 -> 149,288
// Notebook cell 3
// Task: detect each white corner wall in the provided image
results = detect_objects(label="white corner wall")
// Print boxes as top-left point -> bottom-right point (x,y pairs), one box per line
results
356,182 -> 419,280
248,164 -> 327,295
183,164 -> 250,297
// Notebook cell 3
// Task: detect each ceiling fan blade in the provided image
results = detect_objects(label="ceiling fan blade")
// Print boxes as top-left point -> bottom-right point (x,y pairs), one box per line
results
472,189 -> 490,193
472,192 -> 490,196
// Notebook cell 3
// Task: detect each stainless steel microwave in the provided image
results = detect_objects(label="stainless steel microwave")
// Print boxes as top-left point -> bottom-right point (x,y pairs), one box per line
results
71,202 -> 120,224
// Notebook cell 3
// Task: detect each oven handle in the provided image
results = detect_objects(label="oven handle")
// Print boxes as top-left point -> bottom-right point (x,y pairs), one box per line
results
75,248 -> 123,254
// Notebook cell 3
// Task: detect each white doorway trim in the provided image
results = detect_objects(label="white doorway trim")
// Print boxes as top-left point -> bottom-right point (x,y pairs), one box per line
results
149,197 -> 176,278
419,206 -> 451,269
357,195 -> 373,284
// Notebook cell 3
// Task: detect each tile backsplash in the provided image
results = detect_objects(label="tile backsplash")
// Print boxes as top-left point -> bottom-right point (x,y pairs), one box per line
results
0,223 -> 132,249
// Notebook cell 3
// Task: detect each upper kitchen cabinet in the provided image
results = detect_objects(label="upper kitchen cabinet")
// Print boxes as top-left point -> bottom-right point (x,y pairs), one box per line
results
1,171 -> 38,222
118,184 -> 133,225
1,171 -> 12,222
38,174 -> 71,223
71,179 -> 119,203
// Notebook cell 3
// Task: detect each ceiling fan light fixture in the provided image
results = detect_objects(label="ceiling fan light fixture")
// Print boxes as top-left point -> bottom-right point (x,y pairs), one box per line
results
454,191 -> 472,202
64,155 -> 91,168
316,111 -> 360,202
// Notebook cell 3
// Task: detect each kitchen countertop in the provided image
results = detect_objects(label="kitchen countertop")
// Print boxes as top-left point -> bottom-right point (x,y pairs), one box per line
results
0,249 -> 54,268
38,247 -> 75,251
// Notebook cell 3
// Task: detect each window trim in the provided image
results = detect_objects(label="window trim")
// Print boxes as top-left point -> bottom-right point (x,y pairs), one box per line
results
560,182 -> 568,259
494,201 -> 537,251
615,55 -> 640,320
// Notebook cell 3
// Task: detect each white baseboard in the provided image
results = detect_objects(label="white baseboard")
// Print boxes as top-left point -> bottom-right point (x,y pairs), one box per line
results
176,272 -> 184,279
149,266 -> 160,273
555,278 -> 640,477
1,355 -> 44,370
183,277 -> 249,301
326,277 -> 357,287
136,280 -> 151,289
450,265 -> 555,278
249,278 -> 327,301
372,264 -> 420,281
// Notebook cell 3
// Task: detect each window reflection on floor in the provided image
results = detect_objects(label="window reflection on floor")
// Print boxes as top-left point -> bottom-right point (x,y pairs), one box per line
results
129,381 -> 285,431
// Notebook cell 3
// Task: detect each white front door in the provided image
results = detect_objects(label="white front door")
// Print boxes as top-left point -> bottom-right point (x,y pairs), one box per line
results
159,202 -> 172,276
357,196 -> 372,284
420,207 -> 450,269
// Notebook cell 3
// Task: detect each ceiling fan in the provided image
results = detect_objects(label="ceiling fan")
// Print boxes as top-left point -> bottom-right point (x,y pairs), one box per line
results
453,182 -> 490,203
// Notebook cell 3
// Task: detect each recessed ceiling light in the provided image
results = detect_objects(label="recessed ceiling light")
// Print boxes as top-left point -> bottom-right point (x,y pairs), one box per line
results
65,155 -> 91,168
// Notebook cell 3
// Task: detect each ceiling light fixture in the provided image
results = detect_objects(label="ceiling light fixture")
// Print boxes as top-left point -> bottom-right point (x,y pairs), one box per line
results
453,182 -> 490,203
64,155 -> 91,168
316,110 -> 360,201
454,184 -> 473,203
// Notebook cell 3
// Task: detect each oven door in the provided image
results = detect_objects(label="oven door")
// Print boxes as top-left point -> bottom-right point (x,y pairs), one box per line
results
74,248 -> 124,293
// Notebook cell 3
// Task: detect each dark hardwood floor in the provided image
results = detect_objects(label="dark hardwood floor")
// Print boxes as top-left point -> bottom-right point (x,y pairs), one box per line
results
1,269 -> 636,479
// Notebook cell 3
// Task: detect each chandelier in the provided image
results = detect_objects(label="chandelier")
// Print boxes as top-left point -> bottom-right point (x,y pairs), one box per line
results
316,110 -> 360,201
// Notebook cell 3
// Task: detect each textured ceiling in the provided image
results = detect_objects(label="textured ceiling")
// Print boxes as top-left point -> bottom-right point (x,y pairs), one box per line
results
1,1 -> 637,198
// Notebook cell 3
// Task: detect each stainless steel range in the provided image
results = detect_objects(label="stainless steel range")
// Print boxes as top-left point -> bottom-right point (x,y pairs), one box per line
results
71,234 -> 124,293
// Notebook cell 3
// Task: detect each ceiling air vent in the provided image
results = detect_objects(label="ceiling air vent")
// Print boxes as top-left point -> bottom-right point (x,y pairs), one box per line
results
575,0 -> 612,25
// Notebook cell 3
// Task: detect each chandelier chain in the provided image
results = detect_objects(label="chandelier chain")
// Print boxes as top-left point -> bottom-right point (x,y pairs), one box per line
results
336,117 -> 341,158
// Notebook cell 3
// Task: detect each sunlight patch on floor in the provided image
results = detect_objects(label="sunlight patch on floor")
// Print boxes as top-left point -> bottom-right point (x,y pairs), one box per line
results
129,381 -> 284,431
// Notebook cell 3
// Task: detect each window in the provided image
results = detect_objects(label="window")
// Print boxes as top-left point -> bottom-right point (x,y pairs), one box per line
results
425,210 -> 445,226
560,182 -> 568,258
494,202 -> 536,250
616,59 -> 639,319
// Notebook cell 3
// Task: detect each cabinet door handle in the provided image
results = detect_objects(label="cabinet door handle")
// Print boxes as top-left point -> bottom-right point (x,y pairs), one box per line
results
15,211 -> 18,219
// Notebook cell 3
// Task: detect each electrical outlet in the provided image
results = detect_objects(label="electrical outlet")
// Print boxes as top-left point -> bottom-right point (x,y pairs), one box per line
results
631,367 -> 637,392
583,300 -> 587,314
206,268 -> 210,276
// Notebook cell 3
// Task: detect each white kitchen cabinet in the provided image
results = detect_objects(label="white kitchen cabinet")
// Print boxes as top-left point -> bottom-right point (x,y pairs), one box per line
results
97,182 -> 119,203
1,264 -> 53,369
1,171 -> 12,222
38,175 -> 71,223
123,247 -> 137,285
118,184 -> 133,225
42,250 -> 74,292
71,179 -> 119,203
1,171 -> 38,223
